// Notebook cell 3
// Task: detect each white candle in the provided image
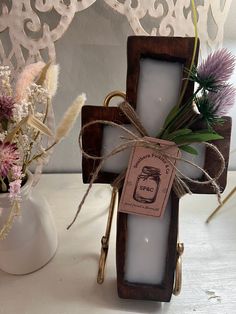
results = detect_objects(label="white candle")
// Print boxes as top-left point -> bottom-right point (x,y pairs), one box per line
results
102,58 -> 205,284
124,198 -> 171,284
177,143 -> 206,179
101,125 -> 135,173
125,59 -> 182,284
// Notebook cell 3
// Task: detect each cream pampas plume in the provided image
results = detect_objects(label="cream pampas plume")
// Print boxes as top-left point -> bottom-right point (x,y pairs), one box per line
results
44,64 -> 59,97
26,93 -> 86,165
15,61 -> 46,101
55,93 -> 86,143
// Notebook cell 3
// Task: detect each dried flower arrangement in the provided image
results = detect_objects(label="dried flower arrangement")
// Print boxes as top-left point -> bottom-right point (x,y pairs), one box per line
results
0,62 -> 86,238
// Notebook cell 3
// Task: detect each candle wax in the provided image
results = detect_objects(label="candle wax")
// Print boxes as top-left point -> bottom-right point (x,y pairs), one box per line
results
102,58 -> 205,284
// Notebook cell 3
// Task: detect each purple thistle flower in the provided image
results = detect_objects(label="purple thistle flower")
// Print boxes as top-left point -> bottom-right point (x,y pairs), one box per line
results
0,95 -> 15,121
0,141 -> 19,177
208,84 -> 236,117
197,48 -> 236,86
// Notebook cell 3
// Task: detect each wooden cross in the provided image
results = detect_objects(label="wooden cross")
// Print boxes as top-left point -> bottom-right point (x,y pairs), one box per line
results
81,36 -> 232,302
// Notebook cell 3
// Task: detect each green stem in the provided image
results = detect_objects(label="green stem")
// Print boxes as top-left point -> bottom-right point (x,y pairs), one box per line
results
158,86 -> 202,138
176,0 -> 198,108
185,115 -> 202,129
171,108 -> 196,132
27,141 -> 57,165
22,97 -> 51,172
34,97 -> 50,142
0,176 -> 7,192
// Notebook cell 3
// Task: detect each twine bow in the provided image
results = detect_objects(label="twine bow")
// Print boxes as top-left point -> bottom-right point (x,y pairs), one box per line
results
67,101 -> 225,229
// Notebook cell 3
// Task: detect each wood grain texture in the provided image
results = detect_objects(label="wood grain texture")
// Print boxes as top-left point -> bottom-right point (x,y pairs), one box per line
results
189,117 -> 232,194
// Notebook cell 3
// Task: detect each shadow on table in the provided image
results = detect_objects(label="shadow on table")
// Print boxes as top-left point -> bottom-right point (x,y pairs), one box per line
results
82,277 -> 170,314
48,256 -> 171,314
0,249 -> 173,313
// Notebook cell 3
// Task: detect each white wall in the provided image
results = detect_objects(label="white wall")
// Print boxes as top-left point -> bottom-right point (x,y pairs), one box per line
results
2,2 -> 234,172
224,1 -> 236,169
224,1 -> 236,40
45,2 -> 130,172
224,40 -> 236,169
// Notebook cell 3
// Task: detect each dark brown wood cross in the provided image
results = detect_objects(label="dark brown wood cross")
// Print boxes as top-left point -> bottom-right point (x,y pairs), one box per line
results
81,36 -> 232,302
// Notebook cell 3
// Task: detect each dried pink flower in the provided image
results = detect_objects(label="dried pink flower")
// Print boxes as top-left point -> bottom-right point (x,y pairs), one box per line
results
0,141 -> 19,177
208,84 -> 236,116
15,61 -> 46,101
11,165 -> 22,180
198,48 -> 236,87
0,95 -> 15,121
9,179 -> 22,201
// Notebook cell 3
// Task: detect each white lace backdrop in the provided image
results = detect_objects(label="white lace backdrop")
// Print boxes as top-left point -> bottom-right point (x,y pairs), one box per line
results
0,0 -> 235,171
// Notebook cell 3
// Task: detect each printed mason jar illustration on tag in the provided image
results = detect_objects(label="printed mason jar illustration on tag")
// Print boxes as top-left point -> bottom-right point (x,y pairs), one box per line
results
133,166 -> 161,204
119,137 -> 180,218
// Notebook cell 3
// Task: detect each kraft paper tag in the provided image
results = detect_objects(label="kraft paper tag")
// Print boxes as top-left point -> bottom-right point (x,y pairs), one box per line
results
119,137 -> 180,218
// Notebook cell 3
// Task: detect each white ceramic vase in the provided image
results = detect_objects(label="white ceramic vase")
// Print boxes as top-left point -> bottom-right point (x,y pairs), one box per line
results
0,172 -> 57,275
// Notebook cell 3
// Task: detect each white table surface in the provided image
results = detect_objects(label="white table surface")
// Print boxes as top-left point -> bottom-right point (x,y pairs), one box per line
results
1,172 -> 236,314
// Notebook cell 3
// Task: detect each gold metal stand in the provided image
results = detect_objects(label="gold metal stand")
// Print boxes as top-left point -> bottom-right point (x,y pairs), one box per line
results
173,242 -> 184,296
98,90 -> 184,296
97,91 -> 125,284
97,187 -> 118,284
103,90 -> 126,107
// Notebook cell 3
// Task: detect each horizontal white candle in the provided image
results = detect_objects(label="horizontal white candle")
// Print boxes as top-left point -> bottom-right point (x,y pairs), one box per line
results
102,125 -> 136,173
177,143 -> 206,179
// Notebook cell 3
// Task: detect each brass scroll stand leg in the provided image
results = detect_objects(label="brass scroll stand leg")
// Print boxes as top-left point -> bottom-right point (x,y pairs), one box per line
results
97,187 -> 118,284
97,91 -> 125,284
173,242 -> 184,296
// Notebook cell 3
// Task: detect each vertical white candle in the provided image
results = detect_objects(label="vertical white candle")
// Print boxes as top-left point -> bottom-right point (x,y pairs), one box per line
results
124,59 -> 182,284
124,198 -> 171,284
102,58 -> 206,284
